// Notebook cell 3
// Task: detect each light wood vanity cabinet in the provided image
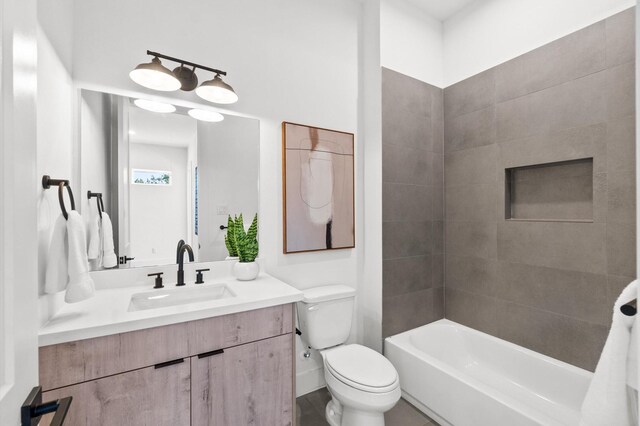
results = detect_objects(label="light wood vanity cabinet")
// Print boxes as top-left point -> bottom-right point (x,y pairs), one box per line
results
39,304 -> 294,426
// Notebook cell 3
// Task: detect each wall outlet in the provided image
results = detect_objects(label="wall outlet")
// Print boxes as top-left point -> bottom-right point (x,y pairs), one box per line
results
216,205 -> 228,215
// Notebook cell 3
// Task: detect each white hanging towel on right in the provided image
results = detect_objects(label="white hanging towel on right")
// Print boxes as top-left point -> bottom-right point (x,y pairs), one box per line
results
580,280 -> 638,426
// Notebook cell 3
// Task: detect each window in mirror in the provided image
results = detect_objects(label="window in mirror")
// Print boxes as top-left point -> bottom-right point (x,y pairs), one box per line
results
131,169 -> 172,186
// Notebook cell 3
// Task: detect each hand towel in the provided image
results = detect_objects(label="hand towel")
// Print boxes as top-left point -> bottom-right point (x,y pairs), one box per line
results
101,212 -> 117,268
64,211 -> 95,303
44,215 -> 69,294
580,280 -> 637,426
87,214 -> 101,261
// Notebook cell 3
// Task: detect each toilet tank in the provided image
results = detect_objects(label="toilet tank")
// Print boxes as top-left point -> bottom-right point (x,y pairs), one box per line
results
297,285 -> 356,350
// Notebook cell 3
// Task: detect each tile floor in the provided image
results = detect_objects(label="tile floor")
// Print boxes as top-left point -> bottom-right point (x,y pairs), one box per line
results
296,387 -> 439,426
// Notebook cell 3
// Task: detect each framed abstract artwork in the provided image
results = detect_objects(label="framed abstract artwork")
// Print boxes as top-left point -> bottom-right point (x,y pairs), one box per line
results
282,122 -> 355,253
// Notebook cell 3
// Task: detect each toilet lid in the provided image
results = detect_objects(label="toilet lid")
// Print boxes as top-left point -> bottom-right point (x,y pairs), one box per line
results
324,344 -> 399,393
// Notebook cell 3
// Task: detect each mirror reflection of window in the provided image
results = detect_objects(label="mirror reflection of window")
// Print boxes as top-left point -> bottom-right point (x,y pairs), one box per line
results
131,169 -> 172,185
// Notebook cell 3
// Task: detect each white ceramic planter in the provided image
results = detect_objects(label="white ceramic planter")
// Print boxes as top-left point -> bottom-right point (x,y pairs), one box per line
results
225,256 -> 239,261
233,261 -> 259,281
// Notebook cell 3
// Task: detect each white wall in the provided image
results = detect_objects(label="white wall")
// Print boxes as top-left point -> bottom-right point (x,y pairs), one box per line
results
197,116 -> 260,262
380,0 -> 444,87
36,0 -> 75,325
357,0 -> 384,353
444,0 -> 636,85
70,0 -> 362,396
80,90 -> 112,268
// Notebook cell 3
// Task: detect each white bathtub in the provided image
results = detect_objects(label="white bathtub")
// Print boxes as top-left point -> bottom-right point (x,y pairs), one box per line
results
385,319 -> 593,426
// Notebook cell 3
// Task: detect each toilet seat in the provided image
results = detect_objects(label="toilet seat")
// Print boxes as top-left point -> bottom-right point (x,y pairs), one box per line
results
324,344 -> 399,393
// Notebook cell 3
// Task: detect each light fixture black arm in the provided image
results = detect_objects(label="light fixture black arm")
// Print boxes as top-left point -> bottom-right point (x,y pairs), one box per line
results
146,50 -> 226,76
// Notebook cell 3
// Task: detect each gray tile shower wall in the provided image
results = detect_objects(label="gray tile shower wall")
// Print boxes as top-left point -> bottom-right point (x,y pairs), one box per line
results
443,8 -> 636,371
382,68 -> 445,338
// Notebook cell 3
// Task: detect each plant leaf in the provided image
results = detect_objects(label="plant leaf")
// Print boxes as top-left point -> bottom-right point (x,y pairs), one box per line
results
224,214 -> 238,257
246,214 -> 258,242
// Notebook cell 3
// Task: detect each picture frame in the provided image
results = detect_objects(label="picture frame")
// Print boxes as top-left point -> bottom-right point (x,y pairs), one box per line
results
282,122 -> 355,254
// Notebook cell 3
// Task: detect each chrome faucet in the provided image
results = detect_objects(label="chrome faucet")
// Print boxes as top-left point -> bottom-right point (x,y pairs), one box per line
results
176,239 -> 194,286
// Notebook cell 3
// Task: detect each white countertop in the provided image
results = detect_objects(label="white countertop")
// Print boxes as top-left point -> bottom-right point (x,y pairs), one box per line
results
39,273 -> 303,347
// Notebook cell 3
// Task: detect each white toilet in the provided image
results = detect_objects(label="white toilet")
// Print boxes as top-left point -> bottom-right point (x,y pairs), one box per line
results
297,285 -> 401,426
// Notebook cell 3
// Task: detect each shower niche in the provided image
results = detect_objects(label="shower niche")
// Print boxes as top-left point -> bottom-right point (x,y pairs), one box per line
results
505,158 -> 594,222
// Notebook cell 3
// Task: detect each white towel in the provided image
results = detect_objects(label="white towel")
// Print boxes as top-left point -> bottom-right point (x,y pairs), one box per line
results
101,212 -> 117,268
44,215 -> 69,294
628,320 -> 638,391
580,280 -> 638,426
64,211 -> 95,303
87,214 -> 101,261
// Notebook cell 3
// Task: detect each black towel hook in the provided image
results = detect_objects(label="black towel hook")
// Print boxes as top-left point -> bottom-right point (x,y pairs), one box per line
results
87,191 -> 104,218
42,175 -> 75,220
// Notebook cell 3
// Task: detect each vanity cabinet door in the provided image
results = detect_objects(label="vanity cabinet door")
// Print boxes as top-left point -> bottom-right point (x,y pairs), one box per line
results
42,360 -> 190,426
191,333 -> 294,426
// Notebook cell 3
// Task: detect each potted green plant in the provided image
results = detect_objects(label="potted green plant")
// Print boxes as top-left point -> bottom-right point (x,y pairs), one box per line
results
230,213 -> 260,281
224,215 -> 239,260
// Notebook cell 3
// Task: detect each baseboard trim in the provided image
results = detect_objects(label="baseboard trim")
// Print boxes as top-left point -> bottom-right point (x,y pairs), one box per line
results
296,366 -> 326,397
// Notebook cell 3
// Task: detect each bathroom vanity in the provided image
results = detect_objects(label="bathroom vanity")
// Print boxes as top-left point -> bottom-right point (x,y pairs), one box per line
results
38,270 -> 302,426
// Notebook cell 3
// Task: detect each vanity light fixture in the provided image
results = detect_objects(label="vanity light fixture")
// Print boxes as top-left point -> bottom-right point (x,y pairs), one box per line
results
129,57 -> 181,92
187,109 -> 224,122
130,50 -> 238,104
195,75 -> 239,104
133,99 -> 176,113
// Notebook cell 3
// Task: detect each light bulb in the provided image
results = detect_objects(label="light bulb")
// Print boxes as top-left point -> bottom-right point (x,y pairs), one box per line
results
195,74 -> 238,104
133,99 -> 176,113
187,109 -> 224,122
129,57 -> 181,92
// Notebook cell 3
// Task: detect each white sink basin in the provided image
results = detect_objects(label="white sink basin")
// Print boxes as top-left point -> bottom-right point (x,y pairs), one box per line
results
128,284 -> 236,311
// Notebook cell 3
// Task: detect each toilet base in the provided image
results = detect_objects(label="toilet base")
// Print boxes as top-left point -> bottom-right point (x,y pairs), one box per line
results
325,398 -> 386,426
325,398 -> 341,426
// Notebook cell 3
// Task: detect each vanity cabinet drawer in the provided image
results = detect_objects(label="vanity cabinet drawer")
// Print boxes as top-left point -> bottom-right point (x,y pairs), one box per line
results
188,302 -> 293,355
42,359 -> 190,426
39,320 -> 189,391
40,304 -> 293,391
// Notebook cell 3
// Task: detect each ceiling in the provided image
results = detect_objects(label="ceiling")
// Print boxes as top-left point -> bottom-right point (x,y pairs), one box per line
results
129,106 -> 197,148
405,0 -> 477,21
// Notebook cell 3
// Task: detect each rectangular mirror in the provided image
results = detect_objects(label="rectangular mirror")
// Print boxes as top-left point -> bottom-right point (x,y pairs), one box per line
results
79,89 -> 259,270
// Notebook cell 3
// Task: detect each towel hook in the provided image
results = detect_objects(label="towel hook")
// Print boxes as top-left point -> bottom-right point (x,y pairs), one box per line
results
42,175 -> 75,220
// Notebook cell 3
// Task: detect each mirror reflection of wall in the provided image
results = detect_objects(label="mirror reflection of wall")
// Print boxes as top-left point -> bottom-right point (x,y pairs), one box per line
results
128,108 -> 197,267
79,89 -> 260,270
80,90 -> 118,271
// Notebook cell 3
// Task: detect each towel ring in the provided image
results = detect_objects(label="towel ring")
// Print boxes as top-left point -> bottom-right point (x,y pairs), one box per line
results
42,175 -> 75,220
57,182 -> 75,220
87,191 -> 104,218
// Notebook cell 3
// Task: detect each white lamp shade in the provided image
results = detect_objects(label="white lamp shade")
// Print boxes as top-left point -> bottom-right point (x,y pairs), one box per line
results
129,57 -> 181,92
195,75 -> 238,104
188,109 -> 224,122
133,99 -> 176,113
